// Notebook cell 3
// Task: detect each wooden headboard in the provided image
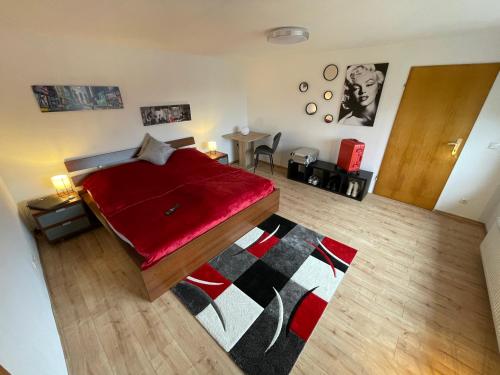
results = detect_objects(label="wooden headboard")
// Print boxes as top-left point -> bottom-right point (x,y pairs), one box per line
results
65,136 -> 195,186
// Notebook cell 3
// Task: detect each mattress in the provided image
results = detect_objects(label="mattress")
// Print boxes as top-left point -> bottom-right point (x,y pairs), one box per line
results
83,148 -> 274,269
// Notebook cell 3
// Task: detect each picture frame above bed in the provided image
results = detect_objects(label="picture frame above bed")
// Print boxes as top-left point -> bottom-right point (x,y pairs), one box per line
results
32,85 -> 123,112
140,104 -> 191,126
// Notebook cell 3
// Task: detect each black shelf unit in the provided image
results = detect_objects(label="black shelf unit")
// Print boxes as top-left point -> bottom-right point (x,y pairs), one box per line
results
287,159 -> 373,201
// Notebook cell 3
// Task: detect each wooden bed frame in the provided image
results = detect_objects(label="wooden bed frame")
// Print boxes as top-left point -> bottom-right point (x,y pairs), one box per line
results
65,137 -> 280,301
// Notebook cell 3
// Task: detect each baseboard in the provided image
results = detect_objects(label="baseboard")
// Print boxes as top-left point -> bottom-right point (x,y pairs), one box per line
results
434,209 -> 486,229
230,160 -> 287,172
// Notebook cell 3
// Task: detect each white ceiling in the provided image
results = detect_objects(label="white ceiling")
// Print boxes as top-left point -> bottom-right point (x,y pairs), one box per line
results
1,0 -> 500,56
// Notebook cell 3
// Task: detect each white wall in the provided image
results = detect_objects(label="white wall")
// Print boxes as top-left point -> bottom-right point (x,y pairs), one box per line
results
1,28 -> 498,222
0,30 -> 247,202
482,185 -> 500,232
0,177 -> 67,375
241,30 -> 500,221
435,73 -> 500,220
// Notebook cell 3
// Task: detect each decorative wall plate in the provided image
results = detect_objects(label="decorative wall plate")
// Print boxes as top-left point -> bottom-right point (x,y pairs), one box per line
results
305,102 -> 317,115
299,81 -> 309,92
323,64 -> 339,81
323,90 -> 333,100
324,114 -> 334,123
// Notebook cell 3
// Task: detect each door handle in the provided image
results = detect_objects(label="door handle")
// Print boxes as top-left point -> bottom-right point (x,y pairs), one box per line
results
447,138 -> 463,156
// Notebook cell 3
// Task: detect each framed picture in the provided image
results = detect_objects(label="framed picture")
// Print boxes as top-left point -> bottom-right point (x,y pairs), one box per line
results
338,63 -> 389,127
32,85 -> 123,112
140,104 -> 191,126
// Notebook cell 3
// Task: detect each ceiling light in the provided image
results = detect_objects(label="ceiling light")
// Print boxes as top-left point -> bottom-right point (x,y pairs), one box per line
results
267,27 -> 309,44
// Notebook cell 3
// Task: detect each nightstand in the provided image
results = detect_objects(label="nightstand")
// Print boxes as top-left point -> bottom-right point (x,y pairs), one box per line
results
28,194 -> 94,243
206,151 -> 229,165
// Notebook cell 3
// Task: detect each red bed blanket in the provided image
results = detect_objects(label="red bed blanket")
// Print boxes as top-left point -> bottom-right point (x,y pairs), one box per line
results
83,148 -> 275,269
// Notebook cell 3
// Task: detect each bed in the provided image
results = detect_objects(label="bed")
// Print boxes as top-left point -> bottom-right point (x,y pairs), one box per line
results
65,137 -> 279,301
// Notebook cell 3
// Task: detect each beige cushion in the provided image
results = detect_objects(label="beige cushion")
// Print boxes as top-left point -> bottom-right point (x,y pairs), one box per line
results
138,134 -> 174,165
138,133 -> 152,155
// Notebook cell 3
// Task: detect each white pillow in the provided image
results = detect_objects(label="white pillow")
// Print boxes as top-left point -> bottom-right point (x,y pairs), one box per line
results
138,134 -> 175,165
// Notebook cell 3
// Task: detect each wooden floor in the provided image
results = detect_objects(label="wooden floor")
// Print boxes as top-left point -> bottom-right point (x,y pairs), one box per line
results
38,165 -> 500,374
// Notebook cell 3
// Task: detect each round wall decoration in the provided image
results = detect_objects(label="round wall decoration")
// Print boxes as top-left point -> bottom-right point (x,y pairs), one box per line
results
323,64 -> 339,81
323,90 -> 333,100
299,81 -> 309,92
324,114 -> 334,123
305,102 -> 317,115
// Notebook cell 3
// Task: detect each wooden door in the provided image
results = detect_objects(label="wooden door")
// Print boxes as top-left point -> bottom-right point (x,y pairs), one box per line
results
375,63 -> 499,209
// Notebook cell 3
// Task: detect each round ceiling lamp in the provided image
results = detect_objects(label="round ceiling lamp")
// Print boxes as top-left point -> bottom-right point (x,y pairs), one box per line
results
267,27 -> 309,44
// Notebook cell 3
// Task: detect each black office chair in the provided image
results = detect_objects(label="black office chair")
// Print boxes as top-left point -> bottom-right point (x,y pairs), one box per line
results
254,132 -> 281,174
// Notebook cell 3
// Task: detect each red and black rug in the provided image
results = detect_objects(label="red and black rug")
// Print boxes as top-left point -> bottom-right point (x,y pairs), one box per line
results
173,214 -> 357,374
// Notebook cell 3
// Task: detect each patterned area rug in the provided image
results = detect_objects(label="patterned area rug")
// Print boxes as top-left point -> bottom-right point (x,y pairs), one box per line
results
172,214 -> 357,374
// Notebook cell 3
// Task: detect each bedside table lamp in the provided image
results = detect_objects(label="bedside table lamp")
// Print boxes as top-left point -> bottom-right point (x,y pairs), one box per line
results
208,141 -> 217,155
51,174 -> 73,197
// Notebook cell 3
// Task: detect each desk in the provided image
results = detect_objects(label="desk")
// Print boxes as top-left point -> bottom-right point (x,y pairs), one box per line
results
223,131 -> 270,169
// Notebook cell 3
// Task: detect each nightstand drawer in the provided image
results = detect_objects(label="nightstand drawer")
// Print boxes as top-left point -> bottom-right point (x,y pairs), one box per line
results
36,203 -> 85,228
44,216 -> 91,241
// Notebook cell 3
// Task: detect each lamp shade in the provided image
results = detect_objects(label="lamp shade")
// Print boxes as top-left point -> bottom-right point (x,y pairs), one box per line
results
208,141 -> 217,152
51,174 -> 73,196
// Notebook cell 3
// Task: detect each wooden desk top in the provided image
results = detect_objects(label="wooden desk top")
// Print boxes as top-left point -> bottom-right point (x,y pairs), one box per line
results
222,131 -> 270,142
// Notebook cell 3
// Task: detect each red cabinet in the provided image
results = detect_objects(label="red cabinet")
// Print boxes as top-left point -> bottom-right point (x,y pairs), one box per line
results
337,139 -> 365,172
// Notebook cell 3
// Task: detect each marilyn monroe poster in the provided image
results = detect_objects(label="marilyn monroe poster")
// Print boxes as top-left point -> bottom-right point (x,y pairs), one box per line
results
338,63 -> 389,127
